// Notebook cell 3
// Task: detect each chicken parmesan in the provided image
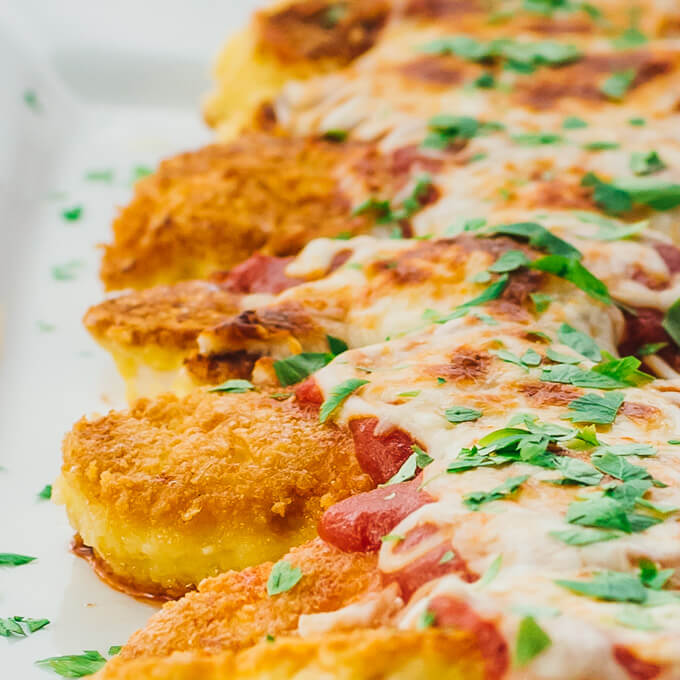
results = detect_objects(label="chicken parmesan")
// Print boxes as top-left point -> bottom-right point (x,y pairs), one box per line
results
51,1 -> 680,679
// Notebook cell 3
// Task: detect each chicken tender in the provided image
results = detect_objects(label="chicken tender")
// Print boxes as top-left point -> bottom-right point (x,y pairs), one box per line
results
116,538 -> 381,661
83,280 -> 243,400
56,392 -> 371,597
97,629 -> 483,680
203,0 -> 391,140
100,135 -> 375,291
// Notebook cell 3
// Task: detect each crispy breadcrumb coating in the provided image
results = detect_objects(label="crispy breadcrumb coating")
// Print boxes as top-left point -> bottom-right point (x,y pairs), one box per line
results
57,392 -> 371,595
100,136 -> 373,291
98,628 -> 483,680
116,538 -> 381,661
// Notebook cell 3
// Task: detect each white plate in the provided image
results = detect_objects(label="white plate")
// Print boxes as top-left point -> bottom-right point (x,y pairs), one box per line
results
0,2 -> 261,675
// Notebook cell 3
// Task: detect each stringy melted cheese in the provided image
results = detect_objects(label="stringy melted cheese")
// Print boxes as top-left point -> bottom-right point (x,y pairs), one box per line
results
310,319 -> 680,678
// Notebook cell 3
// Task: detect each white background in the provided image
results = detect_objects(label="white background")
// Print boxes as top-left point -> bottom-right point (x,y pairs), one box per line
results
0,1 -> 261,675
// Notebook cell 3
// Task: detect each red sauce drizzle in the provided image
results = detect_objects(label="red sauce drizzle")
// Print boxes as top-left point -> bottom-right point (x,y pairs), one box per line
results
295,376 -> 324,408
613,645 -> 662,680
349,416 -> 421,484
654,243 -> 680,275
221,254 -> 303,294
384,525 -> 477,601
428,595 -> 509,680
318,478 -> 433,552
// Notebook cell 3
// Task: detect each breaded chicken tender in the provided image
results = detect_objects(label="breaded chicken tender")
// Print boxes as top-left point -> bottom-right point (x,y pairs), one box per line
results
56,392 -> 371,597
83,280 -> 243,399
203,0 -> 391,139
100,135 -> 374,291
97,629 -> 483,680
117,538 -> 381,660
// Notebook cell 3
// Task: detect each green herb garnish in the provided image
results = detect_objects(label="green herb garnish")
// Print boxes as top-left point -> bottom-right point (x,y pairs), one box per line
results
208,379 -> 254,393
267,561 -> 302,596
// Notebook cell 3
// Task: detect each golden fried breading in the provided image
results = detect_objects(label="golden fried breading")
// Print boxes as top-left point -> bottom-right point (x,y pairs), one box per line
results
84,281 -> 243,400
203,0 -> 391,139
56,392 -> 371,597
100,135 -> 373,291
117,538 -> 381,661
98,629 -> 483,680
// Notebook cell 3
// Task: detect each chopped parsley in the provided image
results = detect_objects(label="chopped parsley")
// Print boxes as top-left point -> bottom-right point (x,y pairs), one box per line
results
130,165 -> 152,184
478,554 -> 503,588
439,550 -> 455,564
563,392 -> 624,424
545,347 -> 580,364
663,298 -> 680,347
630,151 -> 666,176
322,129 -> 348,142
541,356 -> 652,390
445,406 -> 483,423
84,169 -> 114,182
207,379 -> 254,394
581,172 -> 632,214
473,72 -> 496,88
489,249 -> 531,273
51,260 -> 85,282
599,69 -> 636,100
418,609 -> 436,629
563,116 -> 588,129
557,323 -> 601,361
530,255 -> 611,305
573,211 -> 648,241
267,560 -> 303,596
319,378 -> 369,423
515,616 -> 552,667
422,115 -> 501,149
274,353 -> 334,386
482,221 -> 581,259
628,117 -> 646,126
550,527 -> 621,546
384,445 -> 433,486
327,335 -> 348,355
420,36 -> 582,73
353,174 -> 432,226
38,485 -> 52,500
556,564 -> 678,605
463,474 -> 529,510
0,616 -> 49,638
36,650 -> 122,677
590,452 -> 652,482
636,342 -> 667,357
512,132 -> 563,146
582,141 -> 619,151
61,205 -> 83,222
24,90 -> 40,111
531,293 -> 553,313
0,553 -> 36,566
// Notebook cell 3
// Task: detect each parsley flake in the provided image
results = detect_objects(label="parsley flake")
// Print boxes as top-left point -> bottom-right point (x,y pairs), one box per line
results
515,617 -> 551,667
444,406 -> 483,423
38,485 -> 52,500
61,205 -> 83,222
273,353 -> 334,386
319,378 -> 369,423
0,553 -> 36,566
267,561 -> 302,596
600,69 -> 636,100
463,474 -> 529,510
564,392 -> 624,424
630,151 -> 666,176
208,379 -> 254,394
